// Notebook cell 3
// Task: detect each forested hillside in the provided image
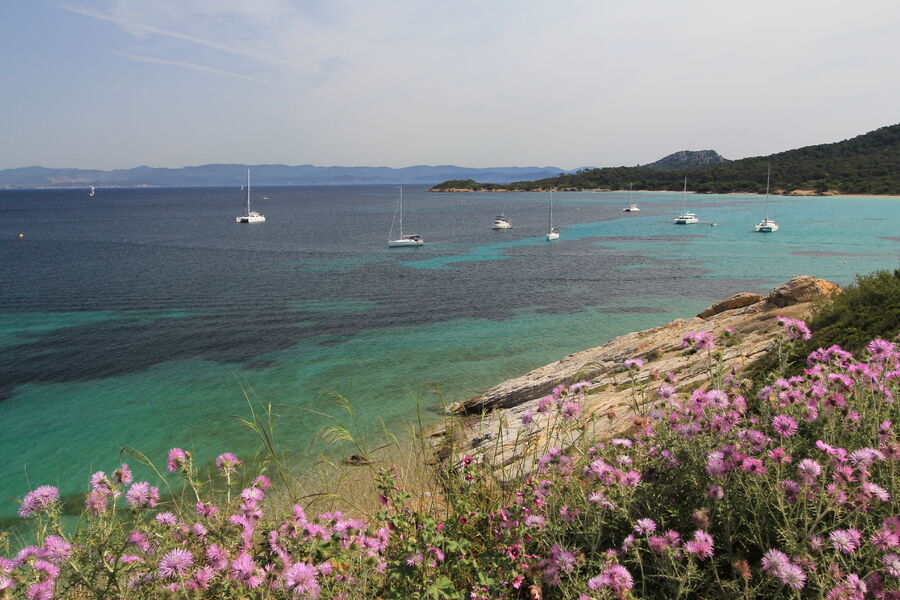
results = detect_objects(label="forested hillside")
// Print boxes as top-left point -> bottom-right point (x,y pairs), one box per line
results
431,123 -> 899,194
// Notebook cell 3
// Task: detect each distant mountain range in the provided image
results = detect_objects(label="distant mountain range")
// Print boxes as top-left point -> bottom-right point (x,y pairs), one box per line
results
430,123 -> 900,195
0,164 -> 581,188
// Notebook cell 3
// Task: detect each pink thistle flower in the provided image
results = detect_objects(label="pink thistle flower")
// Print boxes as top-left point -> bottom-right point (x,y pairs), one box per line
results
772,414 -> 798,437
523,514 -> 545,529
797,458 -> 822,482
884,554 -> 900,578
761,549 -> 790,574
215,452 -> 242,475
252,475 -> 271,490
862,482 -> 890,502
520,408 -> 535,427
125,482 -> 159,509
683,530 -> 714,559
113,463 -> 133,485
206,545 -> 229,571
195,501 -> 218,518
634,518 -> 657,535
561,401 -> 581,420
829,529 -> 862,554
768,447 -> 792,464
191,566 -> 215,590
33,559 -> 59,580
166,448 -> 189,472
706,485 -> 724,500
26,581 -> 54,600
155,512 -> 178,526
624,358 -> 644,370
779,563 -> 807,590
127,530 -> 152,554
18,486 -> 59,518
537,395 -> 553,413
39,536 -> 71,564
740,457 -> 766,476
283,562 -> 320,599
657,384 -> 676,400
85,489 -> 109,516
240,487 -> 265,503
158,549 -> 193,579
870,528 -> 899,551
588,564 -> 633,593
867,338 -> 896,360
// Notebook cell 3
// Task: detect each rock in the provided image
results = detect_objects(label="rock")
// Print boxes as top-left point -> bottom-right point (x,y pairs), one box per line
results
698,292 -> 763,318
341,454 -> 372,466
434,276 -> 842,478
766,276 -> 841,307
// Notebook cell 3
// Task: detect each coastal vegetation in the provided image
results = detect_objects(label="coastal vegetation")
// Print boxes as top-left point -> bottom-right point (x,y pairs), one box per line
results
3,272 -> 899,599
430,123 -> 900,195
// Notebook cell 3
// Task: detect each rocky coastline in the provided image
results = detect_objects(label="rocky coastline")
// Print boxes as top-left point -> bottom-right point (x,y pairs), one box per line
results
431,276 -> 841,476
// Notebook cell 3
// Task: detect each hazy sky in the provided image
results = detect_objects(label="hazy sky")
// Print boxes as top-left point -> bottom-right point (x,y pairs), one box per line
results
3,1 -> 899,170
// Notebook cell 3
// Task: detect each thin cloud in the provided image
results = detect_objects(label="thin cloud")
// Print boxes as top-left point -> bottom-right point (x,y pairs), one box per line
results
59,3 -> 292,68
115,52 -> 300,91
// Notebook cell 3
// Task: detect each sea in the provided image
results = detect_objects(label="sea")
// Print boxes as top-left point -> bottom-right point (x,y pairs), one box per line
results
0,185 -> 897,518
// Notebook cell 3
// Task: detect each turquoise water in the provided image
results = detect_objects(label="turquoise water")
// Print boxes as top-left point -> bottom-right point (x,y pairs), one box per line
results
0,186 -> 896,517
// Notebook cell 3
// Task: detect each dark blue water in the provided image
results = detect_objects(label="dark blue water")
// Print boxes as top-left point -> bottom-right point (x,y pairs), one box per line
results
1,185 -> 897,514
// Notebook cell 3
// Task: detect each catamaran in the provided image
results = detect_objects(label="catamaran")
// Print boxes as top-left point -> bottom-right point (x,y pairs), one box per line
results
673,177 -> 698,224
235,169 -> 265,223
388,186 -> 424,247
546,190 -> 560,240
755,166 -> 779,232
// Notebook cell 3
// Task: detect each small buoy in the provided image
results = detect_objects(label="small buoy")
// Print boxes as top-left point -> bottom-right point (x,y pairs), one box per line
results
18,233 -> 24,238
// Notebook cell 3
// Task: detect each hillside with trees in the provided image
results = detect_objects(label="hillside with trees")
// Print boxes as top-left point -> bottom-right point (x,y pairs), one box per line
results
430,123 -> 900,194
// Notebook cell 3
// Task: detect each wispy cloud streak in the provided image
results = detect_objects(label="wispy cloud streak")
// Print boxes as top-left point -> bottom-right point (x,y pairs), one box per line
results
59,3 -> 293,68
115,52 -> 299,91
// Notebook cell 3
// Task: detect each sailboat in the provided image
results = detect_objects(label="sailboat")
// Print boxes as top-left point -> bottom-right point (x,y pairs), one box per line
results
492,212 -> 512,229
755,166 -> 779,232
388,186 -> 424,247
623,182 -> 639,212
235,169 -> 265,223
673,177 -> 698,224
546,190 -> 560,240
89,186 -> 95,197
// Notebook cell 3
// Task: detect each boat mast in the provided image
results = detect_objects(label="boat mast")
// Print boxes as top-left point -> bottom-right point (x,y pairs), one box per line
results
548,189 -> 553,232
246,169 -> 251,214
764,165 -> 771,221
682,177 -> 687,213
399,186 -> 403,237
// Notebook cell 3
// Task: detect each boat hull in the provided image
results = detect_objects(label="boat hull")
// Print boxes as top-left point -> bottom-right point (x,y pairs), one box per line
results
236,214 -> 266,223
546,232 -> 560,241
388,237 -> 424,247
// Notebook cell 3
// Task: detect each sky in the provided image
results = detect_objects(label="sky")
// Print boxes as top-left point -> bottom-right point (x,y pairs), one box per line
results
2,0 -> 899,171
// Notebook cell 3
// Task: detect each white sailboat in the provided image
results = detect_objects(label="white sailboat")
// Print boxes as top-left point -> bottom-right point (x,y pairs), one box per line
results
235,169 -> 265,223
388,186 -> 424,247
546,190 -> 560,240
492,213 -> 512,229
673,177 -> 698,224
755,166 -> 779,232
89,186 -> 95,197
623,182 -> 639,211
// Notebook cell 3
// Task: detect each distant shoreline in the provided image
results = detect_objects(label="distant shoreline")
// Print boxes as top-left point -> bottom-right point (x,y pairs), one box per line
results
428,187 -> 900,198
